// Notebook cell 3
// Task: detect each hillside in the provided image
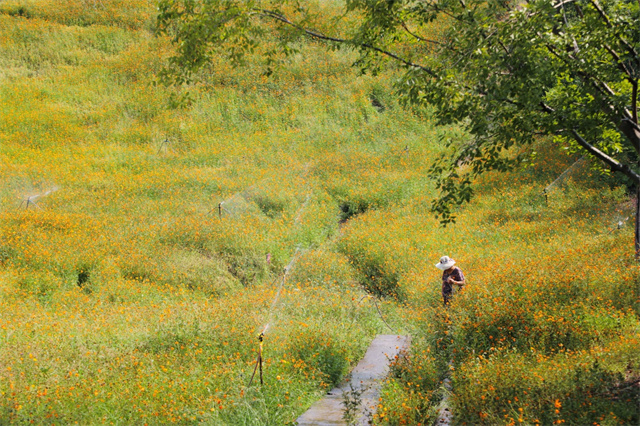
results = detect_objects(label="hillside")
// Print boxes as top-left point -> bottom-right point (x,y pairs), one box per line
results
1,1 -> 638,425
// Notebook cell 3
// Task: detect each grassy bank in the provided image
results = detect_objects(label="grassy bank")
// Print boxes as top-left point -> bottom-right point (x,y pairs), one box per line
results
0,1 -> 638,425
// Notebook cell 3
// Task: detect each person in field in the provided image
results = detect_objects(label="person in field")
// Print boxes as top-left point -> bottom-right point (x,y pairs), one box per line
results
436,256 -> 465,306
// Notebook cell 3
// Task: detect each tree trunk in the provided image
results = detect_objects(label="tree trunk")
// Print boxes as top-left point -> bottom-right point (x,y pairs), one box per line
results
636,183 -> 640,260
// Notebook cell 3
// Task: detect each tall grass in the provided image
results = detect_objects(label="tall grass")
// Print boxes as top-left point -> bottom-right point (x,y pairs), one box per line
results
0,1 -> 426,424
0,1 -> 638,425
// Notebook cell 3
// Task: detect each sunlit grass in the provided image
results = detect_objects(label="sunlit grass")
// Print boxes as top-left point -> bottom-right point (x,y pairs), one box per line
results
0,1 -> 638,425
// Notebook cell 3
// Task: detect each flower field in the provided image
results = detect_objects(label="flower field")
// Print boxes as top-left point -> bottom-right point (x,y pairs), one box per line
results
0,1 -> 638,425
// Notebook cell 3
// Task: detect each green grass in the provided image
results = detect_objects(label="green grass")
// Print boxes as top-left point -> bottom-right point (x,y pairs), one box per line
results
0,1 -> 638,425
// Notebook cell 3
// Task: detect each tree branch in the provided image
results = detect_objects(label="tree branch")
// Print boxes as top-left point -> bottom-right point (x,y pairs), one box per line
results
570,129 -> 640,181
620,117 -> 640,154
539,38 -> 640,153
255,9 -> 438,77
543,84 -> 640,167
544,39 -> 635,123
541,102 -> 555,113
625,118 -> 640,134
553,0 -> 579,9
604,45 -> 634,80
588,0 -> 640,64
399,20 -> 443,46
428,2 -> 466,23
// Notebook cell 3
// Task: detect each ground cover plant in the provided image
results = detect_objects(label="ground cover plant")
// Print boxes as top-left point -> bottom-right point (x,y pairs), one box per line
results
0,1 -> 639,425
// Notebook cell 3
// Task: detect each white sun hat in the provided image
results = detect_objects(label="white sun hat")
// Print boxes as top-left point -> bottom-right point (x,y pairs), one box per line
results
435,256 -> 456,270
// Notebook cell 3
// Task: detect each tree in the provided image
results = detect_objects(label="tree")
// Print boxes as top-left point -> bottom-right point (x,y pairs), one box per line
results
156,0 -> 640,255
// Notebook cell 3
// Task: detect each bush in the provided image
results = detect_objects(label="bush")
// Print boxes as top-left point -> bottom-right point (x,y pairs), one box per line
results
376,341 -> 441,425
453,335 -> 640,425
167,249 -> 241,296
286,327 -> 351,388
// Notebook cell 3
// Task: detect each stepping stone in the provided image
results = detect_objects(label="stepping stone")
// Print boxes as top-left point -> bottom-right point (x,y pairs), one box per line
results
296,334 -> 411,426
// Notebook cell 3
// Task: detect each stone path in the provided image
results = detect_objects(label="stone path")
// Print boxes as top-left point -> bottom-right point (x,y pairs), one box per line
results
296,334 -> 411,426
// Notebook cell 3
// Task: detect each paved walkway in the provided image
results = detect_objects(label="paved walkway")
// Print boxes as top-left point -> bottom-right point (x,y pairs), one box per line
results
296,334 -> 411,426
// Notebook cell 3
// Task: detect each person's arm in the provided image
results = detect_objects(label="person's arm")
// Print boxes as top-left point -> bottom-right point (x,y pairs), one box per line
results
448,269 -> 465,287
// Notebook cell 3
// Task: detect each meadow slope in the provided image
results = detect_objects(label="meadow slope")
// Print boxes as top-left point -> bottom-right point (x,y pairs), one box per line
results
0,1 -> 638,425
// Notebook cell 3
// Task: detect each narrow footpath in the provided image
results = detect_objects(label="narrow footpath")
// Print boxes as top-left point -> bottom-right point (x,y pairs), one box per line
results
435,365 -> 453,425
296,334 -> 411,425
